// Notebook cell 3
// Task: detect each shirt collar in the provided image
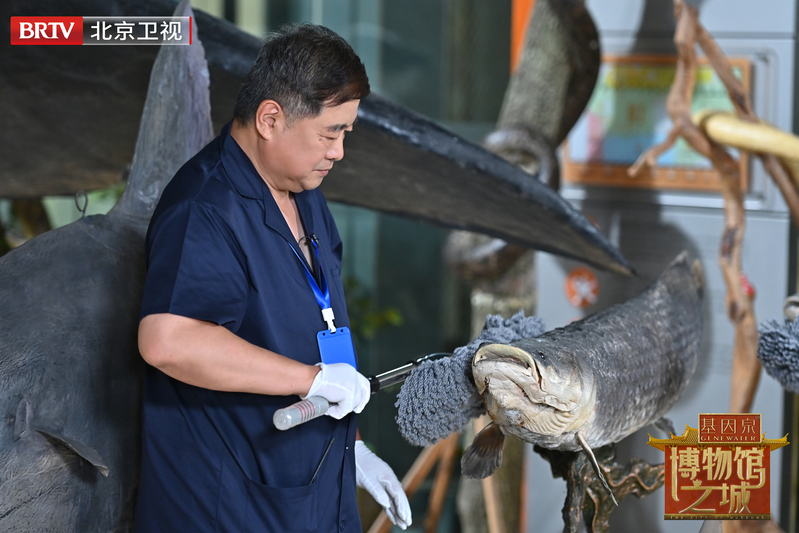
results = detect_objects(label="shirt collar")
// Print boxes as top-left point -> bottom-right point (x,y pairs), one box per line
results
219,121 -> 268,201
218,121 -> 316,242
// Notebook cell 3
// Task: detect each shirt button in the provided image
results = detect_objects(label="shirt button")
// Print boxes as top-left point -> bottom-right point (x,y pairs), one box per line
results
339,519 -> 346,531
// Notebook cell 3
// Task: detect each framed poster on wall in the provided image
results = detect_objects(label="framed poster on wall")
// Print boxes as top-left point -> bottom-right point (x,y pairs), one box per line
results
563,55 -> 751,192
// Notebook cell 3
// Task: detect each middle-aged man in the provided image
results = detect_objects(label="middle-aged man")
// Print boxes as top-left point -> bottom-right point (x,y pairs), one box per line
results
133,23 -> 411,532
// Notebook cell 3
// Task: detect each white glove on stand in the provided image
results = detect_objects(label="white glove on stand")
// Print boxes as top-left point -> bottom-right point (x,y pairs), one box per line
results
354,440 -> 412,530
302,363 -> 371,419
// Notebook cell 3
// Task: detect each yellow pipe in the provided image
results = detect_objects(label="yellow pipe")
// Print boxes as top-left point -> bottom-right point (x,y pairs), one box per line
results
693,109 -> 799,162
693,109 -> 799,189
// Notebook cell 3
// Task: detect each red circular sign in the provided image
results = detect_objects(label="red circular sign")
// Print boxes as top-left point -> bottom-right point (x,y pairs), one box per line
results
565,267 -> 599,308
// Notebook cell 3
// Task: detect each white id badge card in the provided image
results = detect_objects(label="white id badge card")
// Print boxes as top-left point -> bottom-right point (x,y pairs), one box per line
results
317,327 -> 357,368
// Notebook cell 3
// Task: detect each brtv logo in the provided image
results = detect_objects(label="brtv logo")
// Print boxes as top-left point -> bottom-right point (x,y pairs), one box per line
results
11,17 -> 84,45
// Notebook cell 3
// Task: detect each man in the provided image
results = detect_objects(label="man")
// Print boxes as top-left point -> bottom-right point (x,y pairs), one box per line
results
134,24 -> 411,532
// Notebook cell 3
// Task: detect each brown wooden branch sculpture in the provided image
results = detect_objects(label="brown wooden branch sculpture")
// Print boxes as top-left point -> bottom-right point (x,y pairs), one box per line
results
629,0 -> 758,415
629,3 -> 790,531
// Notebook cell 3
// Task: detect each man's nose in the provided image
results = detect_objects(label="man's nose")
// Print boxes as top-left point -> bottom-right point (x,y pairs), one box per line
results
326,136 -> 345,161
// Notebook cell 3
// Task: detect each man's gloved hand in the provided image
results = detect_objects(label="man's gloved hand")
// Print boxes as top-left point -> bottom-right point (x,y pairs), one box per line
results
302,363 -> 370,419
354,440 -> 412,530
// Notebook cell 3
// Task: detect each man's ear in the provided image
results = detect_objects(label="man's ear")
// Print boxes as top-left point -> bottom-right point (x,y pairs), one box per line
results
254,100 -> 283,140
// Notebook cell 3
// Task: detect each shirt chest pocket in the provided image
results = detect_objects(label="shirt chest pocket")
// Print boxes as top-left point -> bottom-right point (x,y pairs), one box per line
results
215,457 -> 319,532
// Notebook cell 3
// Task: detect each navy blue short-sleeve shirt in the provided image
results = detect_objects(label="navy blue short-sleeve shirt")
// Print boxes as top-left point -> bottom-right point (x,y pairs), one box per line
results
134,123 -> 360,533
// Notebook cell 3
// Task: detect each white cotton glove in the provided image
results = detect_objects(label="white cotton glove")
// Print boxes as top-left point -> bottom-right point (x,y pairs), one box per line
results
354,440 -> 412,530
302,363 -> 371,419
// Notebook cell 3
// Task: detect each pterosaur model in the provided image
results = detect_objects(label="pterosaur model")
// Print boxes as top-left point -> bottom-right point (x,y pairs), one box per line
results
0,0 -> 630,274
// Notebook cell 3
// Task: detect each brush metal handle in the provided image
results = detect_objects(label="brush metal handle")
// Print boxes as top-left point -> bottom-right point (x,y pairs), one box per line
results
273,353 -> 448,430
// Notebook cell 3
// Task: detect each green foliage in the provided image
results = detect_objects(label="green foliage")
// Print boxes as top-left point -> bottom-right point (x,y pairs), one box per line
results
91,181 -> 126,205
343,276 -> 403,345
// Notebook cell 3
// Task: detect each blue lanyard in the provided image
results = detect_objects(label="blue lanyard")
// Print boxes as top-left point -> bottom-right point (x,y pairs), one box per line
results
287,235 -> 336,331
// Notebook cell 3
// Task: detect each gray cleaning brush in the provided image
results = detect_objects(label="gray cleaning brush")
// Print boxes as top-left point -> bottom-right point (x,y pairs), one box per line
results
395,311 -> 546,446
758,317 -> 799,393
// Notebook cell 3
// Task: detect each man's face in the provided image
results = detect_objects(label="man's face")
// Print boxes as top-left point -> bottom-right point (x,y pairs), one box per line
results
266,99 -> 360,193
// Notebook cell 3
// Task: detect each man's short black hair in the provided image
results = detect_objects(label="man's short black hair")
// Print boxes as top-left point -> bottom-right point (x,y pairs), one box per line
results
234,23 -> 370,125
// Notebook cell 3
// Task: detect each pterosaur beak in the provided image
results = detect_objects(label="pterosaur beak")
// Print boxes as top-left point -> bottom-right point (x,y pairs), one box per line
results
325,96 -> 631,275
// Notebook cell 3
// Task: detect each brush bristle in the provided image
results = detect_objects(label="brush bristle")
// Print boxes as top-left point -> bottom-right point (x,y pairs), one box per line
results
395,312 -> 546,446
758,318 -> 799,393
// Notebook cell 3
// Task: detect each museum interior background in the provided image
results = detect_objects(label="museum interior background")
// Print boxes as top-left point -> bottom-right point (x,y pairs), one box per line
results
2,0 -> 798,532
